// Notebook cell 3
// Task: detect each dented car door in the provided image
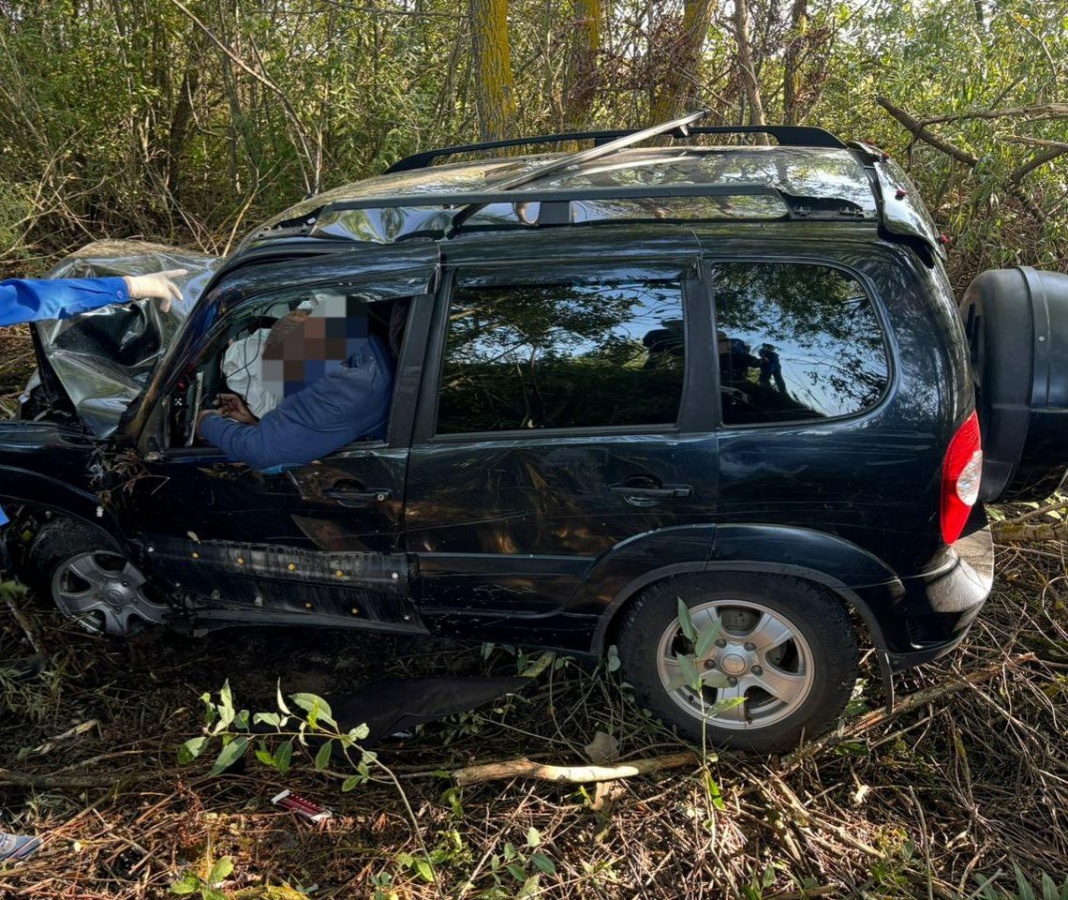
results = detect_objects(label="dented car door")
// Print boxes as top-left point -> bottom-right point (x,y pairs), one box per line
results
114,249 -> 439,633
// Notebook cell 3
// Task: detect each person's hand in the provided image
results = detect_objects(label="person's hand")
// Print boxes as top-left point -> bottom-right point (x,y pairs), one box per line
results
123,269 -> 187,313
217,393 -> 258,425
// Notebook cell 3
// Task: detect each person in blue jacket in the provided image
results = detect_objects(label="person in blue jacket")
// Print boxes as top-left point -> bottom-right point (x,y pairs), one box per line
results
195,301 -> 394,470
0,270 -> 186,325
0,270 -> 187,529
0,268 -> 186,858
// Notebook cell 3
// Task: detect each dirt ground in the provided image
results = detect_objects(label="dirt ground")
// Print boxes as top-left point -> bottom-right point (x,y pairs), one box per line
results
0,534 -> 1065,900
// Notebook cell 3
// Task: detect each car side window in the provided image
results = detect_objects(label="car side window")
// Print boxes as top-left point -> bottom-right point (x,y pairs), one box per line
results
169,286 -> 406,449
437,266 -> 687,434
712,262 -> 889,425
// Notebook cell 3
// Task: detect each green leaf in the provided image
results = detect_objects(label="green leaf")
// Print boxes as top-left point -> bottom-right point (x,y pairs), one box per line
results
203,889 -> 228,900
253,712 -> 281,728
506,864 -> 526,883
677,598 -> 696,642
274,739 -> 293,775
170,873 -> 201,895
703,672 -> 732,690
209,736 -> 249,776
1041,874 -> 1058,900
178,736 -> 209,765
1015,865 -> 1036,900
209,856 -> 234,884
255,748 -> 274,767
517,874 -> 541,898
350,723 -> 370,742
710,696 -> 746,717
531,853 -> 556,875
314,740 -> 334,771
290,692 -> 336,729
526,826 -> 541,848
219,681 -> 234,714
414,857 -> 434,883
342,776 -> 362,792
693,614 -> 723,658
679,653 -> 701,690
704,772 -> 726,811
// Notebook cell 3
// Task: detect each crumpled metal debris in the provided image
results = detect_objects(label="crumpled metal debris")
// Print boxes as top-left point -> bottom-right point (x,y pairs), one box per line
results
28,240 -> 220,436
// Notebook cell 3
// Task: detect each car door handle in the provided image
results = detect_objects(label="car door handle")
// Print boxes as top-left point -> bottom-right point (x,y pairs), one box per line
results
609,483 -> 693,499
323,487 -> 393,506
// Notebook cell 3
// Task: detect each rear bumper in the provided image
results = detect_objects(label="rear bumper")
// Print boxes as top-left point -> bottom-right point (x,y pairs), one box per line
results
885,511 -> 994,671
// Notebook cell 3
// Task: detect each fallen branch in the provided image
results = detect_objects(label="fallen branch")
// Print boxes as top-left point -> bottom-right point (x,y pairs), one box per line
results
992,520 -> 1068,543
778,653 -> 1036,773
876,96 -> 978,166
0,766 -> 157,790
452,751 -> 698,786
876,95 -> 1050,221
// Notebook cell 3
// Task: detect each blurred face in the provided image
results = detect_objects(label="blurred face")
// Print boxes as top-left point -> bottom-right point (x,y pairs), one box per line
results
261,296 -> 369,396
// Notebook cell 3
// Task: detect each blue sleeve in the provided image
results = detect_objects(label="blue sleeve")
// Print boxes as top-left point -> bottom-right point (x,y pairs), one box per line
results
200,337 -> 393,470
0,277 -> 129,327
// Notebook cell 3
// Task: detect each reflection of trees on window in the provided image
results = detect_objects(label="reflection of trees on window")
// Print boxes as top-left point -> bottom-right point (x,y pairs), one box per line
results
438,274 -> 685,433
713,263 -> 888,424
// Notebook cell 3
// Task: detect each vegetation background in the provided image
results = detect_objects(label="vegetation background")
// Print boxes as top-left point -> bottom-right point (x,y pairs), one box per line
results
0,1 -> 1066,898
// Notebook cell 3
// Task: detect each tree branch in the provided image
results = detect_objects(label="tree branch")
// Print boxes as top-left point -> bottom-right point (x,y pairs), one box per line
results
778,653 -> 1037,773
876,96 -> 978,166
877,96 -> 1048,221
992,520 -> 1068,543
452,751 -> 698,786
918,103 -> 1068,126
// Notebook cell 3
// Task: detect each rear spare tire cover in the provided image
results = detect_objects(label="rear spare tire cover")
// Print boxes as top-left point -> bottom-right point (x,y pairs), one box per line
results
960,267 -> 1068,502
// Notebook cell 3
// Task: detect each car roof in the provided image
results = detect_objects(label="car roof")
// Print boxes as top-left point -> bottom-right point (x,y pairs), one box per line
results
237,121 -> 944,263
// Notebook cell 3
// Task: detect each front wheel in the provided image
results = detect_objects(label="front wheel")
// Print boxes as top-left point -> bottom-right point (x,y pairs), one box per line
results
616,573 -> 858,751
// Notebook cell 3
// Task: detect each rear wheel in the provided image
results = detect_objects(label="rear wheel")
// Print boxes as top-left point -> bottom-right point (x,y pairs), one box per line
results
29,519 -> 168,636
616,573 -> 858,751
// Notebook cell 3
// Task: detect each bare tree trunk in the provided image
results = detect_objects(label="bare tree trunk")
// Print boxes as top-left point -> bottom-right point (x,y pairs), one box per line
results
469,0 -> 517,142
733,0 -> 768,143
562,0 -> 601,132
650,0 -> 713,124
783,0 -> 807,126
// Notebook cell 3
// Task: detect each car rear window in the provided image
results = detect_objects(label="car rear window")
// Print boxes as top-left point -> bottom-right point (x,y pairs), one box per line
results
712,262 -> 889,424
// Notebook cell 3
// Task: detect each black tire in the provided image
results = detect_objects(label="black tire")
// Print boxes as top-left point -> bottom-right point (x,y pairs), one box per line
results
28,518 -> 166,636
616,573 -> 858,751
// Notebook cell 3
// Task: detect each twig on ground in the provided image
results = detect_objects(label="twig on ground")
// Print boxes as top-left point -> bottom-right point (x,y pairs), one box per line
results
452,751 -> 699,786
778,653 -> 1037,773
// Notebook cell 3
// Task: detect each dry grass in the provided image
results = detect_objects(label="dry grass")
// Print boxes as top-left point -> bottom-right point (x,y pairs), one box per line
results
0,533 -> 1065,900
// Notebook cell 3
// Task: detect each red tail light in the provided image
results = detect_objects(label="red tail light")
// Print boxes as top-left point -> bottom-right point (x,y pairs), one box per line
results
941,411 -> 983,544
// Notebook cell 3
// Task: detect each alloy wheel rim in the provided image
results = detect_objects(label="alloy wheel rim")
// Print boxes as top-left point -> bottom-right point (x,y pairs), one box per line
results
52,551 -> 163,635
655,599 -> 814,730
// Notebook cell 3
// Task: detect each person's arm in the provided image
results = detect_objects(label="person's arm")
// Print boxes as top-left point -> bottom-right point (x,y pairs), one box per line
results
198,339 -> 392,470
0,277 -> 130,326
0,270 -> 186,327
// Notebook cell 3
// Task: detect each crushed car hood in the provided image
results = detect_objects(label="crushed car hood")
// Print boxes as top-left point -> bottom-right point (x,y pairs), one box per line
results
27,240 -> 220,437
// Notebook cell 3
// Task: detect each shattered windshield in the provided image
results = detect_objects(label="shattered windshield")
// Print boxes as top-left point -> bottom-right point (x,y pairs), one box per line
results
30,240 -> 221,437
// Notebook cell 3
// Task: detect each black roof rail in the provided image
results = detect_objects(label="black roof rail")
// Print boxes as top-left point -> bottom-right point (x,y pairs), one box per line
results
387,123 -> 846,173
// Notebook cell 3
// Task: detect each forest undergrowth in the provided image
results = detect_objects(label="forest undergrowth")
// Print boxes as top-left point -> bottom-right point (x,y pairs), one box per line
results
0,514 -> 1065,899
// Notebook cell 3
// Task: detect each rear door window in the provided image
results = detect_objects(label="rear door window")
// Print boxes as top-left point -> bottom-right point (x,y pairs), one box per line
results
711,262 -> 889,425
437,266 -> 687,434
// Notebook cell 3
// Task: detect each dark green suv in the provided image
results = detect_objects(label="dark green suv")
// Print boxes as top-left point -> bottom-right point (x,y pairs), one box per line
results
5,112 -> 1067,750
